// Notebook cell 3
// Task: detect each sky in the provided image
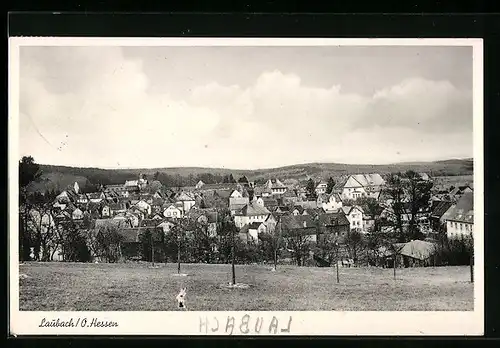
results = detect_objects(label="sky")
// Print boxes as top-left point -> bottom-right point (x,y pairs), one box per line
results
18,44 -> 473,170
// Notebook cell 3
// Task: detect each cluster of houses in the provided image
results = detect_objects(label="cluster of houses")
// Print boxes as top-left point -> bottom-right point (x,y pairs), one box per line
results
35,171 -> 474,262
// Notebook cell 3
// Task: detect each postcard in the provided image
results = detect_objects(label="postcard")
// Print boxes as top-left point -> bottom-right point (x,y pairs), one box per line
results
9,37 -> 484,336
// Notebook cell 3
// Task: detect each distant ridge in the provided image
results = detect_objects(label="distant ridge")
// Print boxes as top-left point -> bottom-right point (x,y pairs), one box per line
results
25,158 -> 473,193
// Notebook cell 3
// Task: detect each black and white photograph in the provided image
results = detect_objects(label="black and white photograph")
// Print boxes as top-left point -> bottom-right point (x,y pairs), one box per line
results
9,37 -> 483,335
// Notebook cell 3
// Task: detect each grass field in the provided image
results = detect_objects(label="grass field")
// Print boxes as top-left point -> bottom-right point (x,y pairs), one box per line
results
18,262 -> 473,311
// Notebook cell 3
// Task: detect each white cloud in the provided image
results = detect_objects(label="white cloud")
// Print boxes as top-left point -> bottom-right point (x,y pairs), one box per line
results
19,46 -> 473,169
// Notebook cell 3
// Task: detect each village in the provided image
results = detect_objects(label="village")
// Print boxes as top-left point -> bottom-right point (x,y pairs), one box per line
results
20,168 -> 474,269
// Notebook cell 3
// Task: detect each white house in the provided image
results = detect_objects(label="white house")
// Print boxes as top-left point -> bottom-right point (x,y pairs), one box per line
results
135,200 -> 152,216
101,205 -> 111,218
341,206 -> 364,232
158,220 -> 176,234
240,222 -> 266,243
322,193 -> 343,212
339,174 -> 385,201
443,192 -> 474,239
315,181 -> 328,195
72,208 -> 84,220
234,203 -> 271,229
73,181 -> 80,194
163,204 -> 183,219
176,192 -> 196,213
76,193 -> 89,204
195,180 -> 205,189
113,212 -> 140,227
264,179 -> 287,195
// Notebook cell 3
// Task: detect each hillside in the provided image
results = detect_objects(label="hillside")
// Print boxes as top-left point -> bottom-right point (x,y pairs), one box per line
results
25,158 -> 473,194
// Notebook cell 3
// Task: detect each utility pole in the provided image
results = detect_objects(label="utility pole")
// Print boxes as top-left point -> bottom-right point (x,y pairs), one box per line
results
470,232 -> 474,283
177,219 -> 183,274
150,231 -> 155,267
336,243 -> 340,284
393,247 -> 397,280
231,219 -> 236,285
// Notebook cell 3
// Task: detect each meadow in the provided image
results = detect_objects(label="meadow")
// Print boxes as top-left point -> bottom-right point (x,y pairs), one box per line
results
19,262 -> 473,311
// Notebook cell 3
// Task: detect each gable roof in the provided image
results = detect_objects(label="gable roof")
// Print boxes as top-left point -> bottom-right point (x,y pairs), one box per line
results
398,240 -> 436,260
341,205 -> 364,215
94,218 -> 132,230
431,200 -> 454,219
124,180 -> 139,187
281,215 -> 316,230
176,191 -> 196,201
215,189 -> 233,199
249,221 -> 263,230
444,192 -> 474,223
329,193 -> 342,202
236,203 -> 270,217
343,173 -> 385,188
264,178 -> 286,189
318,211 -> 350,226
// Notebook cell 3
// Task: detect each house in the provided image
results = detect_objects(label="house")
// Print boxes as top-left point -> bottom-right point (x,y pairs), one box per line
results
87,192 -> 105,204
318,211 -> 351,238
239,221 -> 265,243
108,202 -> 127,216
53,201 -> 67,210
112,212 -> 140,228
262,213 -> 278,233
188,208 -> 218,237
105,184 -> 129,197
336,173 -> 385,201
101,205 -> 111,218
449,185 -> 473,203
135,200 -> 152,216
443,192 -> 474,239
76,193 -> 89,204
176,191 -> 196,213
282,189 -> 299,205
418,173 -> 432,181
292,205 -> 305,216
124,180 -> 141,193
71,208 -> 84,220
341,206 -> 364,232
430,200 -> 454,232
316,193 -> 329,206
158,220 -> 176,234
261,197 -> 279,211
151,213 -> 164,220
195,180 -> 205,189
94,218 -> 133,231
281,215 -> 319,244
238,176 -> 251,187
55,190 -> 78,204
397,240 -> 437,267
234,203 -> 271,229
295,200 -> 318,210
229,190 -> 250,215
264,179 -> 287,195
163,204 -> 183,219
274,206 -> 291,215
315,181 -> 328,195
322,193 -> 343,212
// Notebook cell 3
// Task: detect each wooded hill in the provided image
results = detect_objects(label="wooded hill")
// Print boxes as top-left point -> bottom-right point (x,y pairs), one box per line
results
26,158 -> 473,194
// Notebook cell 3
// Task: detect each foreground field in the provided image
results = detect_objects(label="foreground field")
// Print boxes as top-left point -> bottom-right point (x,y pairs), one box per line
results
19,262 -> 473,311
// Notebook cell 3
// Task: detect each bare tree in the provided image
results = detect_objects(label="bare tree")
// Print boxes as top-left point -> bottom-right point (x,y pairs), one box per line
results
216,209 -> 238,283
286,229 -> 313,267
27,204 -> 57,261
344,229 -> 364,265
259,217 -> 283,270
